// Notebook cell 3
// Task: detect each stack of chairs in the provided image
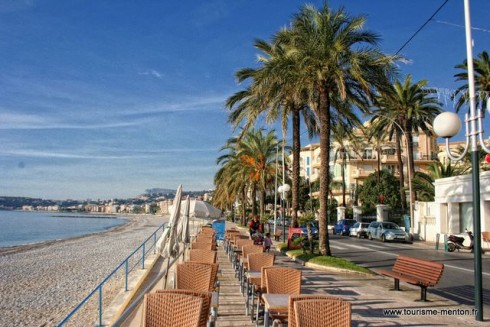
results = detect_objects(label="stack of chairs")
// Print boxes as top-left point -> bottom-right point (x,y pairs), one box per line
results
140,226 -> 219,327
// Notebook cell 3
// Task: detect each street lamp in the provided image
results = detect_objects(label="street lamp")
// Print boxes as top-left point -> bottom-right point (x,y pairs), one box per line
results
278,183 -> 290,243
433,0 -> 483,320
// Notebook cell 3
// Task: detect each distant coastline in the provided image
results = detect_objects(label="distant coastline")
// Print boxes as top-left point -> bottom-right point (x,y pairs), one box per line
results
0,211 -> 129,250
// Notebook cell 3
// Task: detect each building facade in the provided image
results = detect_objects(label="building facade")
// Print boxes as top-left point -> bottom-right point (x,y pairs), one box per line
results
297,124 -> 439,205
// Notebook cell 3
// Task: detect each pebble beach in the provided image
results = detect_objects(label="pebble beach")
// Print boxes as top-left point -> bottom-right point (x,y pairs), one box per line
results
0,214 -> 167,327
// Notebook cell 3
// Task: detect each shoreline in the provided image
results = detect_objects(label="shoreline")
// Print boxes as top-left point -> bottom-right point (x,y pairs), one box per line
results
0,213 -> 168,327
0,214 -> 133,257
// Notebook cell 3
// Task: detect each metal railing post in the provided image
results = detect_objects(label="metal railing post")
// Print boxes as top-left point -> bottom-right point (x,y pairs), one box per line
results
142,243 -> 146,269
125,260 -> 129,291
98,286 -> 103,327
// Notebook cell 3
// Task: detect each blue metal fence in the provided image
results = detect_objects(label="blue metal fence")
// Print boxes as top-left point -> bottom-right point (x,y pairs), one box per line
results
58,223 -> 165,326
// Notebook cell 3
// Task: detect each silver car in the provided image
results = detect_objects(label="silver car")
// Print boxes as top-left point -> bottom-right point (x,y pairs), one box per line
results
367,221 -> 408,242
349,222 -> 370,238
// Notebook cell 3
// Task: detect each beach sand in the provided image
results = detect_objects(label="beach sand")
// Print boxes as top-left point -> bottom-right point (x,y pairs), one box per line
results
0,214 -> 167,327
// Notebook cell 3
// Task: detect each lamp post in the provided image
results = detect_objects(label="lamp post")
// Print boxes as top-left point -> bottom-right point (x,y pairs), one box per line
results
279,183 -> 290,243
433,1 -> 483,320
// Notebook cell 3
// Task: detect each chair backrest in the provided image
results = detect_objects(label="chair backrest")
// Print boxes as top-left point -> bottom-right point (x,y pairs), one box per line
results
293,299 -> 351,327
248,253 -> 275,273
141,292 -> 203,327
232,234 -> 249,243
200,228 -> 215,236
176,262 -> 215,291
194,235 -> 216,244
482,231 -> 490,242
242,244 -> 263,258
189,249 -> 217,264
288,295 -> 345,327
265,267 -> 302,294
235,239 -> 254,249
260,266 -> 283,292
191,241 -> 216,251
155,290 -> 211,327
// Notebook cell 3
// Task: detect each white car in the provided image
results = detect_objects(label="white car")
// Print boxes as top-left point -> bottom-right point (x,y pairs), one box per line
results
349,222 -> 370,238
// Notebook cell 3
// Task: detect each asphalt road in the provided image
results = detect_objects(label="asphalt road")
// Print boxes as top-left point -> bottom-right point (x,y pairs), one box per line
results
327,233 -> 490,309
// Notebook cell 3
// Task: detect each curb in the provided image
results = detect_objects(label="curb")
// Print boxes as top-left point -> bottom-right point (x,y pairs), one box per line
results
284,251 -> 374,276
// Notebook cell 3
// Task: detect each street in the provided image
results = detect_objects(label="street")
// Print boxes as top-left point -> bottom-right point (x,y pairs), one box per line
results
328,234 -> 490,309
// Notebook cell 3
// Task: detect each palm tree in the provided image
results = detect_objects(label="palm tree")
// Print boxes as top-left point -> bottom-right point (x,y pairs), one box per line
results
370,75 -> 442,216
216,128 -> 280,220
412,160 -> 471,202
226,39 -> 319,228
331,121 -> 363,206
278,3 -> 398,256
453,50 -> 490,112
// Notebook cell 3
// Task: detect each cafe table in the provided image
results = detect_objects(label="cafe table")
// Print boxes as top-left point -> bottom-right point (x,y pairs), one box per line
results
260,293 -> 289,327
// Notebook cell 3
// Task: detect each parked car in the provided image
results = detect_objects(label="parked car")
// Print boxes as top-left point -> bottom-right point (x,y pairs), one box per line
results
299,221 -> 319,239
349,222 -> 370,238
332,219 -> 357,236
367,221 -> 408,242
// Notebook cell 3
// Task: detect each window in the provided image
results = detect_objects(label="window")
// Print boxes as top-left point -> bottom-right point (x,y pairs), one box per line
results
306,156 -> 310,165
459,203 -> 473,233
306,167 -> 310,177
412,135 -> 419,147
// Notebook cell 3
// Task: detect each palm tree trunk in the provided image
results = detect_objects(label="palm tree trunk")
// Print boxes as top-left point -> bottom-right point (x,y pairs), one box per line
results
318,87 -> 332,256
341,153 -> 346,206
291,108 -> 301,228
251,183 -> 257,217
241,188 -> 247,226
395,130 -> 407,212
404,120 -> 415,221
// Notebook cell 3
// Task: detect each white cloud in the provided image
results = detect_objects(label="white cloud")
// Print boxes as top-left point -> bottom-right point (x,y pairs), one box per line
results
0,112 -> 141,130
139,69 -> 164,79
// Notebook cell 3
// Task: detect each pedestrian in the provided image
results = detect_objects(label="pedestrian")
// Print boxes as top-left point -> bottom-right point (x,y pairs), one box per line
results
263,232 -> 272,252
248,215 -> 260,238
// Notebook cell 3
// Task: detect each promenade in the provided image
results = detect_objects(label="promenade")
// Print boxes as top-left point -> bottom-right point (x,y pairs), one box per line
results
115,221 -> 489,326
217,222 -> 489,326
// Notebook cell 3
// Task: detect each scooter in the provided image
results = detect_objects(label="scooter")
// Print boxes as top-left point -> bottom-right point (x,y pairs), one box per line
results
447,230 -> 485,253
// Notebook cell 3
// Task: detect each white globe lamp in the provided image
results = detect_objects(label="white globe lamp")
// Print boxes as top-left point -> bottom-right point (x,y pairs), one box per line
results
433,112 -> 461,138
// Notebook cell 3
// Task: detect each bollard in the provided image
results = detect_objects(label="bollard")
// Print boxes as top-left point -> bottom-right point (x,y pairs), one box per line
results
435,233 -> 440,250
443,234 -> 448,252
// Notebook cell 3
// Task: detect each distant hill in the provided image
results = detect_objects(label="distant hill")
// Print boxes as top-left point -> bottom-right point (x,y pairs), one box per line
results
145,188 -> 176,195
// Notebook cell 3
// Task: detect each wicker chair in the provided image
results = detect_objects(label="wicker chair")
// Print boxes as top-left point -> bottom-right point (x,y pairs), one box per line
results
244,253 -> 275,317
176,262 -> 216,292
293,299 -> 352,327
280,294 -> 346,327
154,289 -> 212,327
188,249 -> 217,264
141,292 -> 203,327
238,245 -> 264,282
191,241 -> 216,251
256,267 -> 302,324
232,239 -> 254,269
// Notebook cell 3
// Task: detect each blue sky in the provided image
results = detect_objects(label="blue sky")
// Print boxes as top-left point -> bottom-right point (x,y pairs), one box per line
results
0,0 -> 489,200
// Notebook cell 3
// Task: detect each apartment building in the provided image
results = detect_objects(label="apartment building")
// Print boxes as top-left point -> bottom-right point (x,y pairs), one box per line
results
297,123 -> 439,205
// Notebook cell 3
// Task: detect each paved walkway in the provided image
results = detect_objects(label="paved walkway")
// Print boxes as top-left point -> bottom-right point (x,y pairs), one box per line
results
218,223 -> 489,326
117,221 -> 489,326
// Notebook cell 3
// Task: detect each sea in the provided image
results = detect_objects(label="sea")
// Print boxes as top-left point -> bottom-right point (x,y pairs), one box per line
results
0,210 -> 127,248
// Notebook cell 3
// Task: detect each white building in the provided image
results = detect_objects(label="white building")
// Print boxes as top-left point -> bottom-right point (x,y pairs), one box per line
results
415,171 -> 490,249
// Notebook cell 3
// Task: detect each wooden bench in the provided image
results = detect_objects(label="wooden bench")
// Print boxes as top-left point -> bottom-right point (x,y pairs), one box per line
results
274,229 -> 283,241
374,255 -> 444,301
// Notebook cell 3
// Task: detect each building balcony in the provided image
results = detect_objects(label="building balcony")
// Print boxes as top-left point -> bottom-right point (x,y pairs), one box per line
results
352,168 -> 373,179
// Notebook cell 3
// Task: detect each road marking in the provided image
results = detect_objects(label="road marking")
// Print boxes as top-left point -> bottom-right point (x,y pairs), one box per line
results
444,263 -> 490,276
329,245 -> 347,250
333,240 -> 490,276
